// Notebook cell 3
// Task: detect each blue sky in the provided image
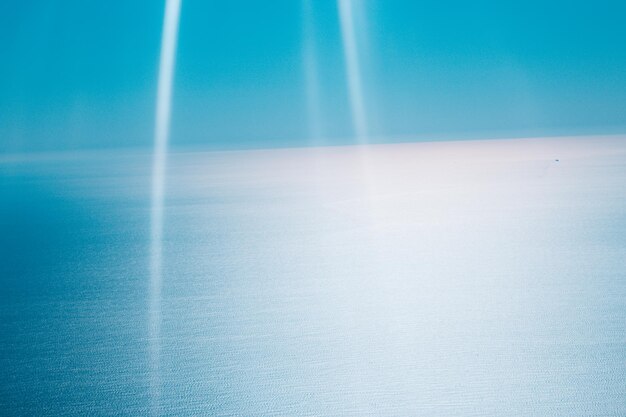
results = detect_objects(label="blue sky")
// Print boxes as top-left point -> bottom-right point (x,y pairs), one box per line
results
1,0 -> 626,152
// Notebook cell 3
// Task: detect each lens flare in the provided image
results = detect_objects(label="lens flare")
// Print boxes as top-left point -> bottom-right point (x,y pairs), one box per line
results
150,0 -> 181,414
338,0 -> 367,141
303,0 -> 323,144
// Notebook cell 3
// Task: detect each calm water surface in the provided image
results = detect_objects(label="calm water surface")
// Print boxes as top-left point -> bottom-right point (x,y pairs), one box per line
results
1,137 -> 626,416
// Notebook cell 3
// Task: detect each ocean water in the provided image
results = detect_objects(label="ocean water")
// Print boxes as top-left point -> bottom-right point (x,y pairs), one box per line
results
1,137 -> 625,416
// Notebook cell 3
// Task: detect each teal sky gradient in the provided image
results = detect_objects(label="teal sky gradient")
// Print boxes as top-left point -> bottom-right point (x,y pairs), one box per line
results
1,0 -> 626,152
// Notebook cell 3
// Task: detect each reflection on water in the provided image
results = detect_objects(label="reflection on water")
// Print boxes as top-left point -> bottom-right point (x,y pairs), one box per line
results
1,136 -> 626,416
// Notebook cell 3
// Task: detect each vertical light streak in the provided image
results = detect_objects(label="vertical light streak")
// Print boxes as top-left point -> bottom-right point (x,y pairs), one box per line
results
337,0 -> 381,220
303,0 -> 323,143
302,0 -> 329,198
338,0 -> 367,141
150,0 -> 181,414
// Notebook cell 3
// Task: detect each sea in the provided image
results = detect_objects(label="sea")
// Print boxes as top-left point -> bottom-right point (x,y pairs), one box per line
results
1,136 -> 625,416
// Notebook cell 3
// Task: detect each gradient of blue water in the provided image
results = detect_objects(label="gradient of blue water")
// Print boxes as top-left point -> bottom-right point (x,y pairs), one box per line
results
1,137 -> 625,416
